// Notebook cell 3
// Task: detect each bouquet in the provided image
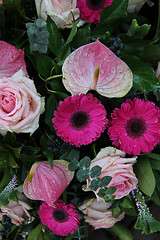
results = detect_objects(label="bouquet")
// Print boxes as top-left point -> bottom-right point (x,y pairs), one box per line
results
0,0 -> 160,239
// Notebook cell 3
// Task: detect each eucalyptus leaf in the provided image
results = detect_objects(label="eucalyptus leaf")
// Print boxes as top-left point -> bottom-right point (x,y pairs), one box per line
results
89,178 -> 100,191
26,18 -> 49,54
68,160 -> 79,171
76,169 -> 90,182
99,176 -> 112,187
79,156 -> 91,169
90,165 -> 102,178
68,149 -> 80,162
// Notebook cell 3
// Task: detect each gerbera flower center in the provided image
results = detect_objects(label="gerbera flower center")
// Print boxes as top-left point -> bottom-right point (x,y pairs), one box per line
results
125,117 -> 147,138
53,209 -> 68,223
71,111 -> 89,129
86,0 -> 106,10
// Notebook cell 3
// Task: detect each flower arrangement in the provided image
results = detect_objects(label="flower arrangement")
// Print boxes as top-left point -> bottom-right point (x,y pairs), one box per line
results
0,0 -> 160,239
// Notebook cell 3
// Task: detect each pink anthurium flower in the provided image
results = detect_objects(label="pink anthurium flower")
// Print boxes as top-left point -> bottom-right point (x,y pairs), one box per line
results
23,160 -> 74,206
62,40 -> 133,98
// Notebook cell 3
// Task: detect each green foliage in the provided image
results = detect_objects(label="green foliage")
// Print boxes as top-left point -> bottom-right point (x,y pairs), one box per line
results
27,224 -> 51,240
92,0 -> 128,40
26,18 -> 49,54
127,19 -> 150,39
108,223 -> 134,240
122,55 -> 160,92
134,156 -> 156,197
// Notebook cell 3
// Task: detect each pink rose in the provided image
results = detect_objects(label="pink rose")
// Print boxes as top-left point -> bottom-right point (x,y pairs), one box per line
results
35,0 -> 81,29
0,191 -> 32,226
0,41 -> 28,78
23,160 -> 74,206
0,70 -> 44,136
84,147 -> 138,200
79,198 -> 125,229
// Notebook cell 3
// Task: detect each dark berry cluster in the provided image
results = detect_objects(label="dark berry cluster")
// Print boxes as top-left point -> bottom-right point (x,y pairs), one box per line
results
109,36 -> 124,56
0,215 -> 12,237
46,132 -> 63,153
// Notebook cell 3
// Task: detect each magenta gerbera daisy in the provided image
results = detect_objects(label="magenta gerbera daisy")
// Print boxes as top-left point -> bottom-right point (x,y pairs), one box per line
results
52,94 -> 108,147
77,0 -> 113,24
38,200 -> 81,236
108,98 -> 160,155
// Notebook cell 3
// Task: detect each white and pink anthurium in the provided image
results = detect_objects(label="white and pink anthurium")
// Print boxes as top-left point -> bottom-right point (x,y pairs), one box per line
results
62,40 -> 133,98
23,160 -> 74,206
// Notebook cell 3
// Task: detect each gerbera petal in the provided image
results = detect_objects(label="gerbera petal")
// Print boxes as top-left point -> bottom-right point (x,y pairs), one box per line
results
38,200 -> 81,236
108,97 -> 160,155
52,93 -> 107,147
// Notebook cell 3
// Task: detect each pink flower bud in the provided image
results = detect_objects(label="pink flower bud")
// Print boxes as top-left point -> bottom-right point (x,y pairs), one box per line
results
23,160 -> 74,206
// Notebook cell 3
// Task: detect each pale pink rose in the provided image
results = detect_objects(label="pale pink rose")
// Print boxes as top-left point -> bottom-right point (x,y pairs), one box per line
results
0,191 -> 32,226
0,70 -> 44,136
23,160 -> 74,206
83,147 -> 138,200
35,0 -> 81,29
0,41 -> 28,78
79,198 -> 125,229
0,0 -> 2,4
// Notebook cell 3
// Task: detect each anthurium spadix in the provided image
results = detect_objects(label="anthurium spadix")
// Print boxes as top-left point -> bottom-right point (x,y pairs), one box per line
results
23,160 -> 74,206
62,40 -> 133,98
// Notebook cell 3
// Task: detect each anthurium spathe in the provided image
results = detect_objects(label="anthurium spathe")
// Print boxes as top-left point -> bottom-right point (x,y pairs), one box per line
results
23,160 -> 74,206
62,40 -> 133,98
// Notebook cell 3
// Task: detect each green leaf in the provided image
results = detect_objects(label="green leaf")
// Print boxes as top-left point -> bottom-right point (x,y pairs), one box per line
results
112,207 -> 122,217
89,177 -> 100,191
31,52 -> 54,78
92,0 -> 128,40
106,186 -> 117,195
0,7 -> 5,39
134,156 -> 156,197
72,23 -> 91,48
108,223 -> 134,240
40,134 -> 53,168
127,19 -> 150,39
76,169 -> 90,182
0,175 -> 17,206
68,160 -> 79,171
0,148 -> 9,168
0,167 -> 12,190
27,224 -> 50,240
45,94 -> 58,128
90,165 -> 101,178
47,16 -> 65,56
97,187 -> 108,197
79,156 -> 91,169
26,18 -> 49,54
122,55 -> 160,92
68,149 -> 80,162
140,44 -> 160,67
99,176 -> 112,187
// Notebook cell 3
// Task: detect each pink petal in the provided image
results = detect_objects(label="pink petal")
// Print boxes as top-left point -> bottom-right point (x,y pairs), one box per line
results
62,40 -> 133,98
